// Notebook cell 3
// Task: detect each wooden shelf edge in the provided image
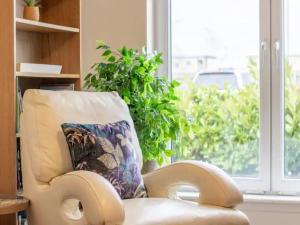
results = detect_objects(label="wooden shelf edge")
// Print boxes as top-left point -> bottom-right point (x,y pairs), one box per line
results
16,18 -> 80,33
16,72 -> 80,79
0,197 -> 29,215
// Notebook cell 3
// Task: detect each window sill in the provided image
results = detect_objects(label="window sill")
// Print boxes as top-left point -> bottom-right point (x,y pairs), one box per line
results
178,192 -> 300,205
243,194 -> 300,204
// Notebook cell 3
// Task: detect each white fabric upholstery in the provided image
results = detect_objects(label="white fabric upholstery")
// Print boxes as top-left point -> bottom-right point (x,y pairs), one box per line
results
21,90 -> 249,225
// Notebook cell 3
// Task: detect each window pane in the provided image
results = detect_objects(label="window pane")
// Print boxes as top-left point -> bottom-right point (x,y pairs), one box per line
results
284,0 -> 300,178
171,0 -> 260,177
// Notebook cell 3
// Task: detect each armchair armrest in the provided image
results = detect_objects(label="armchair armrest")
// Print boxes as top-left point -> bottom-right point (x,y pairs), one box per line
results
50,170 -> 124,225
143,161 -> 243,208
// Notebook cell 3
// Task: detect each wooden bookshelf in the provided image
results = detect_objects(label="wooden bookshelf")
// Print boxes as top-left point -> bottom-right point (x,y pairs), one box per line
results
0,1 -> 82,224
0,2 -> 16,224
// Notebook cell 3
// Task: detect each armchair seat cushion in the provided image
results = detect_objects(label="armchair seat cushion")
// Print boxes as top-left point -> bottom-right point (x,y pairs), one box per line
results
123,198 -> 249,225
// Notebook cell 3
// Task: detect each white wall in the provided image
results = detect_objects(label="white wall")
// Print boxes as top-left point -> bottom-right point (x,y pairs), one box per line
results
181,192 -> 300,225
82,0 -> 147,81
239,200 -> 300,225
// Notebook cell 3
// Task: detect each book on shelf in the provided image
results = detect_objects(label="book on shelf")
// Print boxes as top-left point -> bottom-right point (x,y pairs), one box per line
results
16,84 -> 23,134
17,63 -> 62,74
17,139 -> 23,191
40,83 -> 75,91
18,211 -> 27,225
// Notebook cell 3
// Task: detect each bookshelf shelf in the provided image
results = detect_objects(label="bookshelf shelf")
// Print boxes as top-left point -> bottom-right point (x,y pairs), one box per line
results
16,72 -> 80,79
16,18 -> 80,33
0,196 -> 29,215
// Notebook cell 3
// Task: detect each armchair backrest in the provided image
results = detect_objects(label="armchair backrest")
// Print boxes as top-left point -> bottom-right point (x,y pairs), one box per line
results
21,90 -> 143,183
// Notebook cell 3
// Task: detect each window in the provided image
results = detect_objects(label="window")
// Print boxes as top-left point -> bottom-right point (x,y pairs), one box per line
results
284,0 -> 300,179
150,0 -> 300,194
272,0 -> 300,194
171,0 -> 261,177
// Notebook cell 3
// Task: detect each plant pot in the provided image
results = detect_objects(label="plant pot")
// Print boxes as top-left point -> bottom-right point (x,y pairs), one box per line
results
142,160 -> 158,174
23,7 -> 40,21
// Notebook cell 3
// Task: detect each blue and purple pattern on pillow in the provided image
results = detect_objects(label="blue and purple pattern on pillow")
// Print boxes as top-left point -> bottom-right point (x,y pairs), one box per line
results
61,120 -> 147,199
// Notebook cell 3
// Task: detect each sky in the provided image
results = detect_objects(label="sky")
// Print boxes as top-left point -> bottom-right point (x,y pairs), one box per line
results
286,0 -> 300,55
171,0 -> 300,69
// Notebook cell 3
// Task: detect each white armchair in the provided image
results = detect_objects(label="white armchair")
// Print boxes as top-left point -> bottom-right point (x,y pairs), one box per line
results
20,90 -> 249,225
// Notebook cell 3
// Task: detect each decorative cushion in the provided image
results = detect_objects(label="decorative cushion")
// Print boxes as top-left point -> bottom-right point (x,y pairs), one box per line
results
61,120 -> 147,199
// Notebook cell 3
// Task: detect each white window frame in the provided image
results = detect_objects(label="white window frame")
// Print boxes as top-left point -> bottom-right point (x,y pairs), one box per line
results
147,0 -> 171,77
147,0 -> 300,194
271,0 -> 300,194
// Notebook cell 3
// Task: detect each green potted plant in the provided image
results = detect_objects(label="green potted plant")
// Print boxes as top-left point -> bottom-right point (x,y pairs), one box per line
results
23,0 -> 41,21
85,41 -> 181,173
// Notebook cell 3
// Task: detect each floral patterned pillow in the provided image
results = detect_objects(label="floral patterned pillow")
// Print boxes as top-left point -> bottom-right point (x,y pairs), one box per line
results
61,120 -> 147,199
